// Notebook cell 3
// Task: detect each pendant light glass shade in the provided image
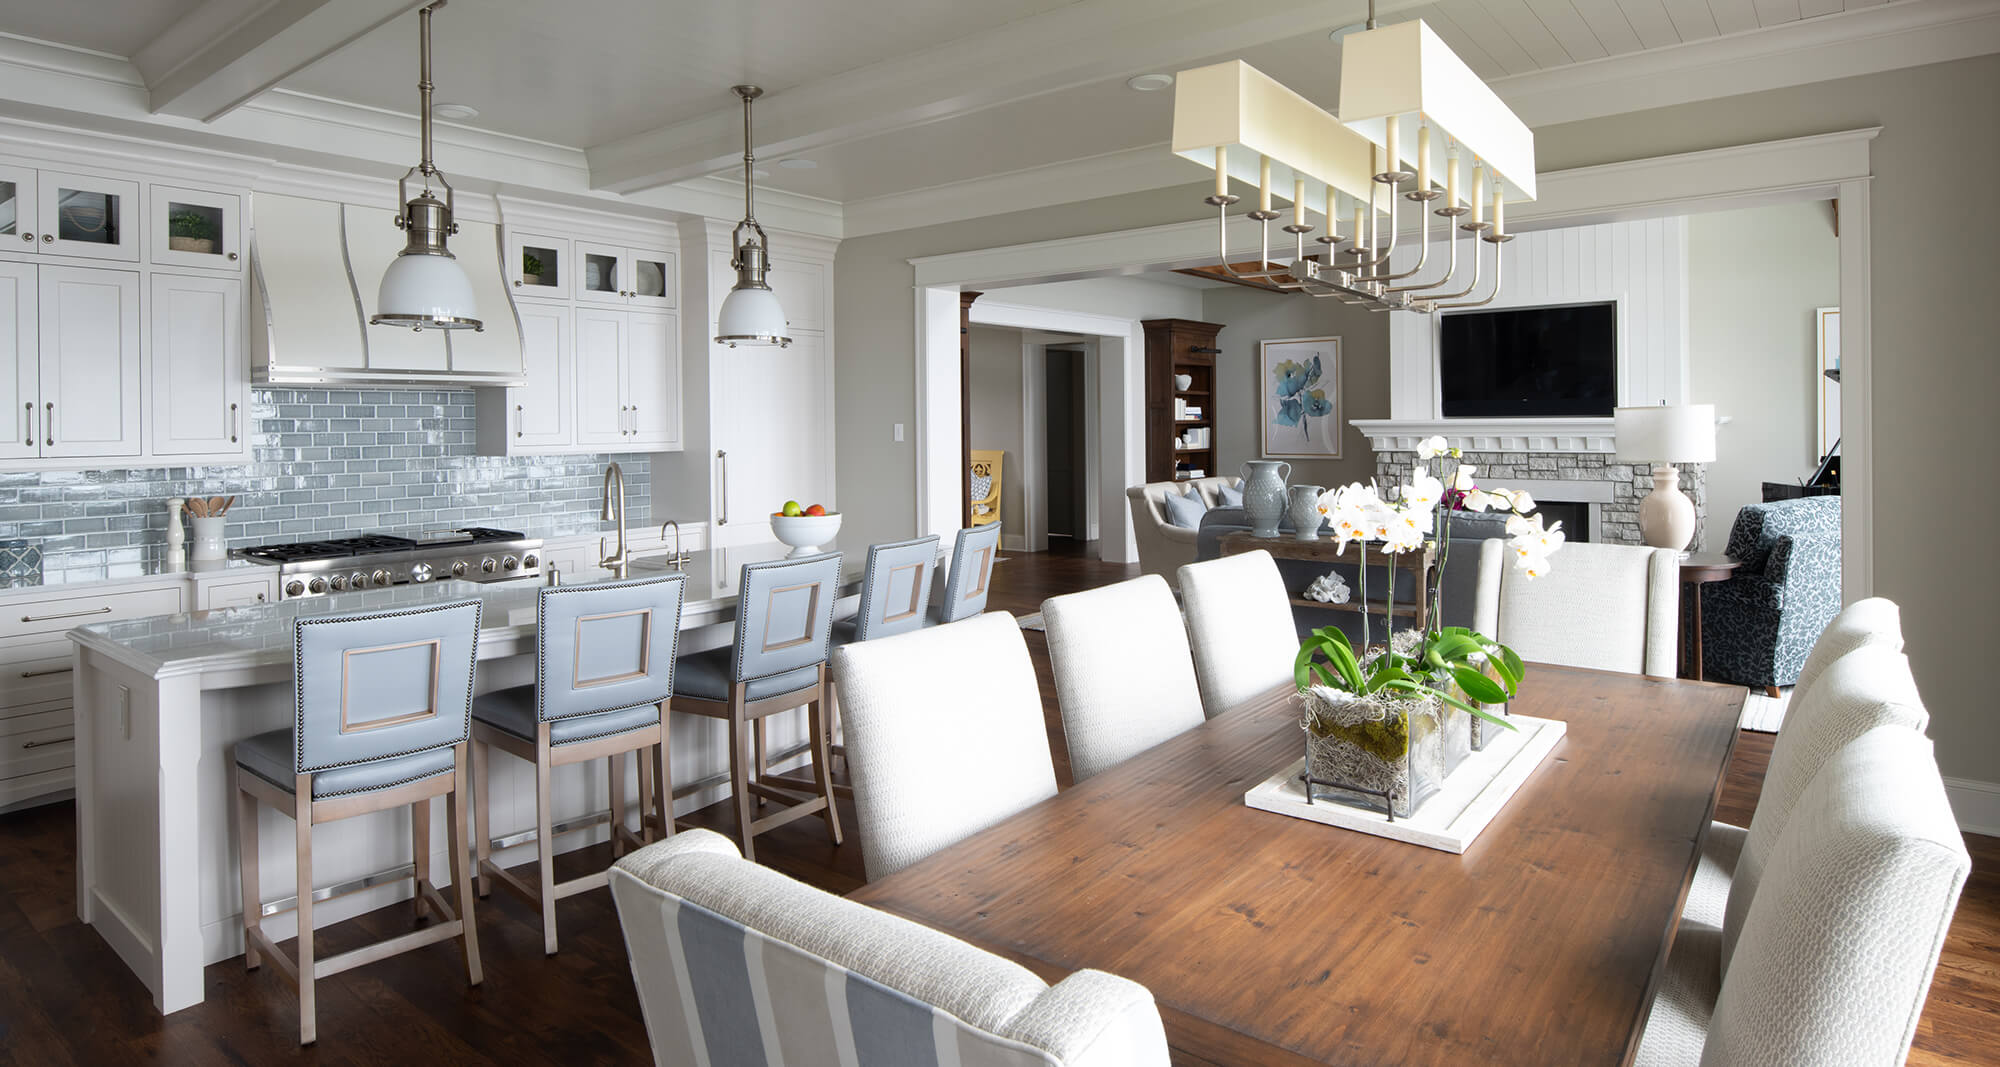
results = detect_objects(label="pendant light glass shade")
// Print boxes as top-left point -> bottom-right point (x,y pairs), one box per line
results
372,2 -> 481,333
716,85 -> 791,349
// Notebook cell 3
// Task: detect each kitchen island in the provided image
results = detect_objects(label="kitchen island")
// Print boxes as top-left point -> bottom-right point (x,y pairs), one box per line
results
67,543 -> 874,1014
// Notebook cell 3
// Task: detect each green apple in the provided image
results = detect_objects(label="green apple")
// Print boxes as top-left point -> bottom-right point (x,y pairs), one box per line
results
781,500 -> 804,517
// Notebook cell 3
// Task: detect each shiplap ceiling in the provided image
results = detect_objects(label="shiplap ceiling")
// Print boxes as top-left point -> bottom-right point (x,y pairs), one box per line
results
0,0 -> 1968,212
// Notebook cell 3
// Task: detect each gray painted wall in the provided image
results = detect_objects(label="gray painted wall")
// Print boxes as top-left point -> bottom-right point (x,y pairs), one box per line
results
1688,200 -> 1840,549
966,325 -> 1028,538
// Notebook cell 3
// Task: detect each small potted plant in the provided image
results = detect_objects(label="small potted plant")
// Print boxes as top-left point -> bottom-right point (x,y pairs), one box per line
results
522,252 -> 543,287
167,210 -> 218,254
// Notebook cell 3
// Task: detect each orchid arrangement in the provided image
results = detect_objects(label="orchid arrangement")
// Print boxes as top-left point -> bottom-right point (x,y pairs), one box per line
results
1295,435 -> 1567,730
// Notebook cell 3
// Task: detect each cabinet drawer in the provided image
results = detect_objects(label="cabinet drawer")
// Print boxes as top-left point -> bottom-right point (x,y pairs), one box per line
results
0,648 -> 74,710
0,712 -> 75,781
0,767 -> 74,811
201,575 -> 272,610
0,584 -> 184,641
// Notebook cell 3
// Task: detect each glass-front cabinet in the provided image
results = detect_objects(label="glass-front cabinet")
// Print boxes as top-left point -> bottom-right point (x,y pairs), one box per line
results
148,185 -> 241,270
574,241 -> 675,311
0,165 -> 36,251
505,230 -> 569,301
37,171 -> 140,261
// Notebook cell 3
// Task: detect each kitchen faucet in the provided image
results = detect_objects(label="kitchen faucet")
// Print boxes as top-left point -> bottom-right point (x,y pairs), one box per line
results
599,462 -> 628,579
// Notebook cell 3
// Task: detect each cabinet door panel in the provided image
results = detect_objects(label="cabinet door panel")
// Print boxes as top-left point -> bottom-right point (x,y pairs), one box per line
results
715,330 -> 829,530
574,241 -> 627,307
38,266 -> 139,458
0,167 -> 37,248
506,230 -> 569,301
626,247 -> 676,311
149,185 -> 241,271
0,261 -> 36,461
511,303 -> 573,450
38,171 -> 140,261
764,260 -> 825,332
573,307 -> 627,447
150,274 -> 244,457
624,311 -> 680,449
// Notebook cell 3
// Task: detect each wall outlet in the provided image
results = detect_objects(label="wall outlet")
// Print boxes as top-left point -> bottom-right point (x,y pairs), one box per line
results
893,423 -> 905,443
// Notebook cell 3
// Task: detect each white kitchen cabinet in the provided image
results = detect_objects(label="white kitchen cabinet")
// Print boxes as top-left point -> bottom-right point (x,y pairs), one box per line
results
574,307 -> 628,449
713,330 -> 830,537
148,185 -> 242,271
508,302 -> 574,449
576,241 -> 675,311
38,170 -> 140,262
149,273 -> 245,458
0,165 -> 35,249
38,266 -> 140,459
198,574 -> 274,609
0,260 -> 35,462
505,230 -> 569,301
765,259 -> 826,333
573,306 -> 680,451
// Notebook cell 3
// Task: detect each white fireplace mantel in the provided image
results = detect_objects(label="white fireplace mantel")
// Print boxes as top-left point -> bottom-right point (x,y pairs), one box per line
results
1353,418 -> 1617,454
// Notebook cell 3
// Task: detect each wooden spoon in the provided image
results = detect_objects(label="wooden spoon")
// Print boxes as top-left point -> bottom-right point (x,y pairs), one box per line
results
186,498 -> 206,518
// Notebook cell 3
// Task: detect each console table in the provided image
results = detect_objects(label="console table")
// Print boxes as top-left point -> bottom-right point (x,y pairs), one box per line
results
1218,531 -> 1437,631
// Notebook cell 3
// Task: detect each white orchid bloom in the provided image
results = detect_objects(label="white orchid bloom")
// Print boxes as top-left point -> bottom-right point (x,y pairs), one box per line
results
1381,511 -> 1427,554
1505,512 -> 1541,538
1416,435 -> 1450,460
1506,488 -> 1536,513
1452,465 -> 1479,492
1402,468 -> 1444,511
1516,551 -> 1553,579
1461,488 -> 1503,512
1532,519 -> 1567,556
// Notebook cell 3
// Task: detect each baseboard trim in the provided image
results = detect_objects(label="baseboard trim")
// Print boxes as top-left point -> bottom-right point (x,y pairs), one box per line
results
1943,777 -> 2000,837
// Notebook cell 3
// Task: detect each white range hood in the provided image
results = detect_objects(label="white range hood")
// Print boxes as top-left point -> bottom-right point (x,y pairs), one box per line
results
250,193 -> 525,387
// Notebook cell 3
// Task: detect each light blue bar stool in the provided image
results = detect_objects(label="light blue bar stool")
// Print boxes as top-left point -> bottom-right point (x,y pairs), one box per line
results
933,522 -> 1003,625
671,552 -> 843,861
469,573 -> 685,955
232,597 -> 485,1046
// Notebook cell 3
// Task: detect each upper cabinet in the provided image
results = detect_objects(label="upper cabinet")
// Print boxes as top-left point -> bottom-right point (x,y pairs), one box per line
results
22,265 -> 142,460
148,185 -> 241,271
0,165 -> 34,254
506,231 -> 569,302
575,241 -> 675,311
150,273 -> 245,457
38,171 -> 141,262
764,259 -> 826,333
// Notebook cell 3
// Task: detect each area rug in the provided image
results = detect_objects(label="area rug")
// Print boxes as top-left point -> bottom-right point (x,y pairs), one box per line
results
1739,686 -> 1791,733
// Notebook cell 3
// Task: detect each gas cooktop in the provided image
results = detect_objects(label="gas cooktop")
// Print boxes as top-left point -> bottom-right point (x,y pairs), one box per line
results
238,528 -> 543,599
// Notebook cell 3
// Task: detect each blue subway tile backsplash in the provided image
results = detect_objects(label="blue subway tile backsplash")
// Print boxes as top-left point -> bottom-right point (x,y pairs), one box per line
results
0,388 -> 649,582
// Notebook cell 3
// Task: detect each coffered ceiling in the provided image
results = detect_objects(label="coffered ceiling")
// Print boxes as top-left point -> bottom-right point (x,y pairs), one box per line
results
0,0 -> 1989,234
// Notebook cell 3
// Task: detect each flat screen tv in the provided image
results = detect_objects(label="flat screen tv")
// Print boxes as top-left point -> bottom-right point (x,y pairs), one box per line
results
1438,302 -> 1618,418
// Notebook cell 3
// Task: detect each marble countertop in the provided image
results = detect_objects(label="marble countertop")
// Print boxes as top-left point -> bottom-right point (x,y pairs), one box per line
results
68,543 -> 886,682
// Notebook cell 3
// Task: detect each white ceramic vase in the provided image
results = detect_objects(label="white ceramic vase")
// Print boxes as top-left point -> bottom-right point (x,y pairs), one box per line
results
190,516 -> 227,561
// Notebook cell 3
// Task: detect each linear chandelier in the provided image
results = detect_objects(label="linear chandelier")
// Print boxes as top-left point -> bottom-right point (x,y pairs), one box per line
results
1170,5 -> 1536,313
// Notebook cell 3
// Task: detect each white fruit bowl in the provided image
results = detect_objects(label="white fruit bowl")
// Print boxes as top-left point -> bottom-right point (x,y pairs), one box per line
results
770,511 -> 841,558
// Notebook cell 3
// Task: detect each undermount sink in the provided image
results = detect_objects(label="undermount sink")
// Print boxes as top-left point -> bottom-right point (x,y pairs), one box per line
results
625,553 -> 689,573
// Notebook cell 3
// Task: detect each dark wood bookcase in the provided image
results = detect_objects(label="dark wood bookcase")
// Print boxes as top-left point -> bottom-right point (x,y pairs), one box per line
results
1142,318 -> 1225,483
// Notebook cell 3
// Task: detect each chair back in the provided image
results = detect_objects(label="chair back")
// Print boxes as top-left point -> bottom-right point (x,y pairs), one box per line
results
1472,539 -> 1678,676
1043,575 -> 1206,781
292,598 -> 482,775
853,536 -> 940,643
731,552 -> 842,683
1705,727 -> 1967,1066
831,612 -> 1057,881
1178,551 -> 1298,718
939,523 -> 1002,624
1722,645 -> 1929,969
970,449 -> 1003,525
536,574 -> 686,723
1791,597 -> 1902,708
609,829 -> 1170,1066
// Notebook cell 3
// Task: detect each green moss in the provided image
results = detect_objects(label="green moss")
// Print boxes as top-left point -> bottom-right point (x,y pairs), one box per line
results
1313,713 -> 1410,762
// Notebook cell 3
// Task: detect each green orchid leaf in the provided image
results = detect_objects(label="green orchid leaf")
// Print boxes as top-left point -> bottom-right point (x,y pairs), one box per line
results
1451,666 -> 1509,705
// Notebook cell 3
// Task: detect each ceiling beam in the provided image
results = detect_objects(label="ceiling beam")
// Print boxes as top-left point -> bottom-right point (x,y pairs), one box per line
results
134,0 -> 424,123
584,0 -> 1430,195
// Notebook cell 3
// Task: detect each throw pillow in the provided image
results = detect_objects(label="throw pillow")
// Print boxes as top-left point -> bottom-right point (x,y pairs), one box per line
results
970,473 -> 993,502
1218,478 -> 1244,507
1163,486 -> 1208,529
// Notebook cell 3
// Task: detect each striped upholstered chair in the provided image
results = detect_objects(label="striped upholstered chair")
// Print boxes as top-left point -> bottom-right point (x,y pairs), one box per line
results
610,829 -> 1170,1066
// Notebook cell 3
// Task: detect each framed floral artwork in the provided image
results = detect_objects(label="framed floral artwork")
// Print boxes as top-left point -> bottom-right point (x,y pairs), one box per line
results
1260,335 -> 1342,459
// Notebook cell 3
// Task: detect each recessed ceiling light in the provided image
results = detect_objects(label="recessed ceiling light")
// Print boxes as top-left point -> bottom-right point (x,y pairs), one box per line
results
430,102 -> 478,120
777,158 -> 817,170
1126,73 -> 1175,92
1328,22 -> 1369,43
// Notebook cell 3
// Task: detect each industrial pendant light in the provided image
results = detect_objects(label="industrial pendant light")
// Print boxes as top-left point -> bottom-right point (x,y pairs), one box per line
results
715,85 -> 791,348
372,1 -> 481,332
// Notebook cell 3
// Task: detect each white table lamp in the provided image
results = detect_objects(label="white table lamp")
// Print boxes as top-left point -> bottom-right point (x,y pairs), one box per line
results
1614,404 -> 1716,553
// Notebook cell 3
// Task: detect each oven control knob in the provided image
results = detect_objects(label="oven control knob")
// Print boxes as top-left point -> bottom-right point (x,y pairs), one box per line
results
451,560 -> 468,578
285,580 -> 305,598
350,572 -> 367,590
307,577 -> 327,594
329,575 -> 346,592
522,553 -> 538,569
501,555 -> 519,572
481,557 -> 497,573
372,569 -> 391,587
410,563 -> 433,583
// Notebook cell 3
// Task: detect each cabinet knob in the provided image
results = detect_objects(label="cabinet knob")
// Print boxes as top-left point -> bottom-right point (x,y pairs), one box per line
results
513,279 -> 522,287
19,233 -> 30,243
41,234 -> 52,243
228,252 -> 238,261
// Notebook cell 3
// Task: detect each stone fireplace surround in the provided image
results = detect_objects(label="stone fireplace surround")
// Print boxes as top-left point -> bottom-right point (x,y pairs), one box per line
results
1368,446 -> 1708,551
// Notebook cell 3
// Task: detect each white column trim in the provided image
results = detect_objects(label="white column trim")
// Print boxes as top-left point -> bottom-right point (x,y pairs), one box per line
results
1836,178 -> 1873,602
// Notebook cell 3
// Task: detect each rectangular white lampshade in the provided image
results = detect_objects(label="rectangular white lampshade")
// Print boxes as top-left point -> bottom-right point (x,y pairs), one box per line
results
1172,60 -> 1381,213
1337,20 -> 1536,204
1614,404 -> 1717,463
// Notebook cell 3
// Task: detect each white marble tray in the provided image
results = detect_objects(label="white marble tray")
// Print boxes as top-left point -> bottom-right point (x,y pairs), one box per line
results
1244,714 -> 1568,853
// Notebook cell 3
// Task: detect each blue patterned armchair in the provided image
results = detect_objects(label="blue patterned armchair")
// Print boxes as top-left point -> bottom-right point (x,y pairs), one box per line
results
1701,497 -> 1842,690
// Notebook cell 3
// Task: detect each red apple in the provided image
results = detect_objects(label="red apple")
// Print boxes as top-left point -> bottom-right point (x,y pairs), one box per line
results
804,504 -> 827,517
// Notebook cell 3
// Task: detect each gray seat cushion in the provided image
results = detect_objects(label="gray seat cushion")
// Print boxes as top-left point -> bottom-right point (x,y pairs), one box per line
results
236,727 -> 454,799
832,616 -> 860,647
472,684 -> 664,746
673,647 -> 820,703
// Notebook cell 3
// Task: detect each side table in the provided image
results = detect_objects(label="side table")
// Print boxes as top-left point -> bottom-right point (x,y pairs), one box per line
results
1678,553 -> 1742,681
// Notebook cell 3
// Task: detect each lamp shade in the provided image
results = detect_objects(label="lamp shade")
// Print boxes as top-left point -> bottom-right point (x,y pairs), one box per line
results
375,252 -> 480,329
1172,59 -> 1379,212
1615,404 -> 1716,463
716,285 -> 790,347
1337,20 -> 1536,204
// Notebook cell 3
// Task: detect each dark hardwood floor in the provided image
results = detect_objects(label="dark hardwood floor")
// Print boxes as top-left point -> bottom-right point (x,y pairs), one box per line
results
1,545 -> 1992,1065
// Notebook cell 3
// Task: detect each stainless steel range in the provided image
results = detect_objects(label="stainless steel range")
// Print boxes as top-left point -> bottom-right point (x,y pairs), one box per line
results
240,527 -> 543,600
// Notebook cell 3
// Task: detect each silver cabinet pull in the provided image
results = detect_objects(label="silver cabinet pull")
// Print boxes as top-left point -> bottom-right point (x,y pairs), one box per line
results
229,401 -> 239,443
628,404 -> 638,437
227,251 -> 239,261
21,605 -> 111,623
19,232 -> 31,243
717,449 -> 729,525
41,234 -> 52,243
44,401 -> 52,446
515,403 -> 523,439
23,401 -> 31,447
20,665 -> 71,678
23,737 -> 72,749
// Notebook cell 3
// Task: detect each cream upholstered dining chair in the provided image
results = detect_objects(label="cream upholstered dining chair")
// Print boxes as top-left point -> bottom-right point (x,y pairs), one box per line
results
1042,575 -> 1207,781
831,611 -> 1058,881
1789,596 -> 1902,707
1634,726 -> 1968,1066
1178,550 -> 1298,719
609,829 -> 1170,1066
1472,539 -> 1678,676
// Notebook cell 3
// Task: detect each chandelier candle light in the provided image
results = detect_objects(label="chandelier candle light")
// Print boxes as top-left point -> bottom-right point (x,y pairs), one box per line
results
1170,1 -> 1535,313
372,1 -> 481,332
715,85 -> 792,349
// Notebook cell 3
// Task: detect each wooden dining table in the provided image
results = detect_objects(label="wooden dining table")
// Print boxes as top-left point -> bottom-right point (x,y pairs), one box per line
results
848,664 -> 1745,1066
